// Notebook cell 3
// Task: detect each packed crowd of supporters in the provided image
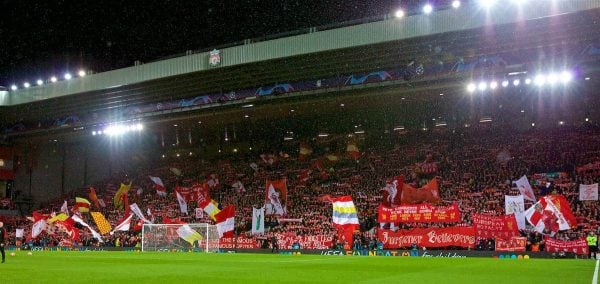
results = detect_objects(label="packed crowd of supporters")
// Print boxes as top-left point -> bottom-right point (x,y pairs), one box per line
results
1,125 -> 599,251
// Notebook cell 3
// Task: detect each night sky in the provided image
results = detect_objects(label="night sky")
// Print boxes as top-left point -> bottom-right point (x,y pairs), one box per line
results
0,0 -> 449,87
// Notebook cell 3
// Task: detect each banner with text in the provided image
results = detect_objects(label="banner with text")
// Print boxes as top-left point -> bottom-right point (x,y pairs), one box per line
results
220,234 -> 332,250
377,227 -> 476,249
495,237 -> 526,252
378,203 -> 460,223
544,237 -> 588,255
473,213 -> 520,240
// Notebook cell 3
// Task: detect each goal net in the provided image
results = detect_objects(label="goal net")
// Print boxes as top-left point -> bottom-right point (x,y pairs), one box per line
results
141,223 -> 220,252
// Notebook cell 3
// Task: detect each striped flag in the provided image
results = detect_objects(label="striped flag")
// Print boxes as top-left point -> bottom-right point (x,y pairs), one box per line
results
251,207 -> 265,235
75,197 -> 91,212
346,143 -> 360,159
91,212 -> 112,235
215,205 -> 235,238
176,224 -> 204,245
199,199 -> 220,221
330,196 -> 359,243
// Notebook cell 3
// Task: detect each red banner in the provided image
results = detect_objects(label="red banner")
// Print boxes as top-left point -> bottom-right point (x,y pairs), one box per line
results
377,227 -> 476,249
472,214 -> 519,239
378,203 -> 460,223
219,234 -> 333,250
544,238 -> 589,255
495,237 -> 526,252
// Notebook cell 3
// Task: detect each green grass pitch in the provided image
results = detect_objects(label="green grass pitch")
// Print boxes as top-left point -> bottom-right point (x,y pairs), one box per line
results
1,251 -> 597,283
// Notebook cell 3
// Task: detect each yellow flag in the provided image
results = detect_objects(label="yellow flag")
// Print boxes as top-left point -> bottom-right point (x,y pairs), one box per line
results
91,212 -> 112,235
113,182 -> 132,209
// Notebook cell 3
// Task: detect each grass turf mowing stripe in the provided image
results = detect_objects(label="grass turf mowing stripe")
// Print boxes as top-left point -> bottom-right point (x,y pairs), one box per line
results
1,251 -> 596,283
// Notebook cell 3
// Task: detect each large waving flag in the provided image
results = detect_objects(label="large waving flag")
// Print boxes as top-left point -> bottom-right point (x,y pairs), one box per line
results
251,207 -> 265,235
71,214 -> 103,242
524,195 -> 577,234
54,217 -> 81,242
48,213 -> 69,223
75,197 -> 91,213
130,203 -> 152,223
215,205 -> 235,238
199,199 -> 221,221
30,211 -> 48,239
266,179 -> 287,215
176,224 -> 204,245
515,175 -> 536,202
400,178 -> 440,204
175,189 -> 188,215
381,175 -> 404,207
91,212 -> 112,235
330,196 -> 360,244
114,182 -> 132,209
110,214 -> 133,235
88,187 -> 100,209
149,176 -> 167,197
505,195 -> 526,230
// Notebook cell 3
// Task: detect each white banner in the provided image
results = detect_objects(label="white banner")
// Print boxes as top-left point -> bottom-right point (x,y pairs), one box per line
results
15,228 -> 24,238
515,175 -> 536,202
175,191 -> 188,215
579,183 -> 598,201
505,195 -> 526,230
251,207 -> 265,235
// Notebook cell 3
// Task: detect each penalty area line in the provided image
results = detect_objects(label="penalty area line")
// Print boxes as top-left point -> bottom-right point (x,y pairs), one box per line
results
592,259 -> 599,284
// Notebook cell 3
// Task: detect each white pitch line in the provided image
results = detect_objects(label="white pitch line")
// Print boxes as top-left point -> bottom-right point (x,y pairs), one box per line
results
592,259 -> 599,284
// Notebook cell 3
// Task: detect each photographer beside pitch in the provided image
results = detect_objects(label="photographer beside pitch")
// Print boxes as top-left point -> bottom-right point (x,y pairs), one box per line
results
0,222 -> 5,263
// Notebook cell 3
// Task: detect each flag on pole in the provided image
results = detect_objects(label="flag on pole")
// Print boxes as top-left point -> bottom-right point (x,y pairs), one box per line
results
579,183 -> 598,201
90,212 -> 113,235
505,195 -> 526,230
524,195 -> 577,234
114,182 -> 132,209
175,190 -> 188,215
515,175 -> 536,202
251,207 -> 265,235
215,205 -> 235,238
75,197 -> 91,212
88,187 -> 100,209
266,179 -> 287,215
54,217 -> 81,242
149,176 -> 167,197
199,199 -> 220,221
130,203 -> 152,223
110,214 -> 133,235
71,214 -> 103,242
176,224 -> 204,245
48,213 -> 69,223
60,200 -> 69,215
330,196 -> 360,244
381,175 -> 404,207
30,211 -> 48,239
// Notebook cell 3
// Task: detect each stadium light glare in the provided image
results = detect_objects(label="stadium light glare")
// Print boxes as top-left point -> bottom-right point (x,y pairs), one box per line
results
546,73 -> 558,85
50,76 -> 58,83
23,82 -> 30,88
467,83 -> 476,92
37,79 -> 44,86
478,82 -> 487,91
524,78 -> 531,85
501,80 -> 509,87
394,9 -> 405,18
78,70 -> 86,77
585,118 -> 589,122
92,131 -> 97,136
531,122 -> 535,127
513,79 -> 520,86
10,85 -> 18,91
489,81 -> 498,90
560,71 -> 572,83
534,74 -> 546,86
452,1 -> 461,8
479,0 -> 497,9
423,4 -> 433,14
64,73 -> 72,80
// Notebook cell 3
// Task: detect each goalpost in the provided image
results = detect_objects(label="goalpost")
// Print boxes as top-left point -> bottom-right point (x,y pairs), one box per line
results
141,223 -> 220,253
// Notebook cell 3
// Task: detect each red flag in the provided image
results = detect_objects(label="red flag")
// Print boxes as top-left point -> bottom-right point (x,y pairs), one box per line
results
54,217 -> 81,242
400,178 -> 440,204
381,175 -> 404,206
88,187 -> 100,209
215,205 -> 235,238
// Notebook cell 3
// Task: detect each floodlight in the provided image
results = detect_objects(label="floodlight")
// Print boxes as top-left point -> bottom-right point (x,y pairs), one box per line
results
489,81 -> 498,89
546,73 -> 558,85
10,85 -> 17,91
467,83 -> 476,92
64,73 -> 72,80
560,71 -> 572,83
37,79 -> 44,86
480,0 -> 497,9
394,9 -> 405,18
501,80 -> 509,87
534,74 -> 545,86
524,78 -> 531,85
423,4 -> 433,14
78,70 -> 86,77
513,79 -> 520,86
50,76 -> 58,83
478,82 -> 487,91
452,1 -> 461,8
23,82 -> 30,88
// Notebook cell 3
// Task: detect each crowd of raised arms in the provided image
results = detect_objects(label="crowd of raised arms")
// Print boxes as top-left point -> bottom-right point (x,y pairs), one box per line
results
1,126 -> 599,250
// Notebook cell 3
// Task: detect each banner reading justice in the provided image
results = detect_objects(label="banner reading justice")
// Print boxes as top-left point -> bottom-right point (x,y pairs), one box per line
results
378,203 -> 460,223
377,227 -> 476,249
